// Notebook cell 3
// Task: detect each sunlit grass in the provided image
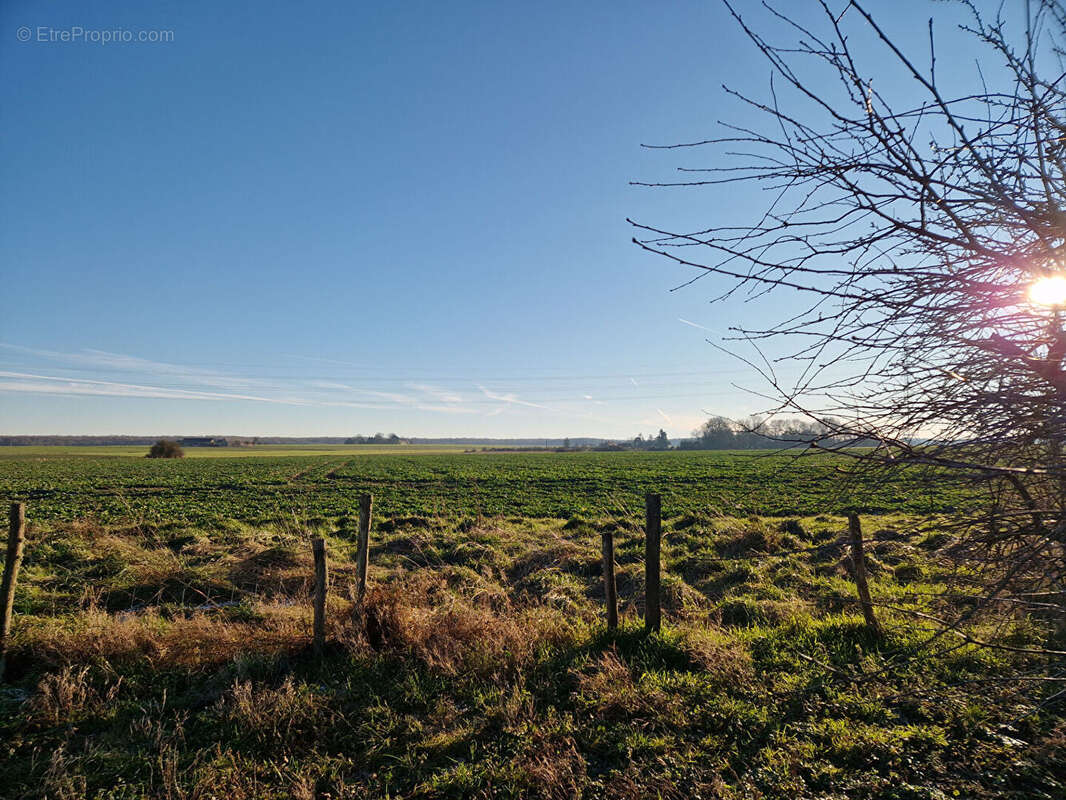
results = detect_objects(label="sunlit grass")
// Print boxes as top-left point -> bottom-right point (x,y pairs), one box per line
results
2,510 -> 1061,798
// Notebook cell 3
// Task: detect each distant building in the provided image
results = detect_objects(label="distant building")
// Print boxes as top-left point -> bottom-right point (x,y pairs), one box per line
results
180,437 -> 228,447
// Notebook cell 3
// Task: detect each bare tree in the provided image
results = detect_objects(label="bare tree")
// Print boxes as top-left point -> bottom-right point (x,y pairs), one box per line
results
632,1 -> 1066,659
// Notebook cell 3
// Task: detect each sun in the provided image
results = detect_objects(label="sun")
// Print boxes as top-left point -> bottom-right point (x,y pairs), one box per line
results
1029,275 -> 1066,308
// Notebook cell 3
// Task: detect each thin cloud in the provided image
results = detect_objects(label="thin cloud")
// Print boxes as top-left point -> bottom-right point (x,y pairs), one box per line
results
317,398 -> 478,414
408,383 -> 463,403
678,317 -> 712,331
0,344 -> 637,428
478,385 -> 550,410
0,371 -> 306,405
0,371 -> 487,415
356,388 -> 418,404
0,343 -> 269,391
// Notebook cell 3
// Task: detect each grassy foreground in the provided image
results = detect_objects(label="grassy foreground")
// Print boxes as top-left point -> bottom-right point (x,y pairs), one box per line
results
2,506 -> 1064,799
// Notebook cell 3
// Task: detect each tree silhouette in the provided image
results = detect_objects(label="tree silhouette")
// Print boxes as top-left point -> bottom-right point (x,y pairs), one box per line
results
147,439 -> 184,459
634,1 -> 1066,653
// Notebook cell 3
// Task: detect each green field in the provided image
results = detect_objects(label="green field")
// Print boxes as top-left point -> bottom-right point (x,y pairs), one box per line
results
0,448 -> 975,529
0,448 -> 1060,799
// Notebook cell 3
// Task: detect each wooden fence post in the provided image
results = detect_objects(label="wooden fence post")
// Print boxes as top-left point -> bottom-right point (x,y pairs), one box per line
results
312,537 -> 327,656
601,530 -> 618,630
847,513 -> 879,634
356,494 -> 372,602
645,493 -> 662,633
1,502 -> 27,682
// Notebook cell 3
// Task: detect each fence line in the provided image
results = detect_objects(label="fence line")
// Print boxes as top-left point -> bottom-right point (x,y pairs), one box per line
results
645,493 -> 662,633
601,529 -> 618,630
0,502 -> 26,682
355,494 -> 372,603
848,513 -> 880,634
2,492 -> 902,661
312,537 -> 327,657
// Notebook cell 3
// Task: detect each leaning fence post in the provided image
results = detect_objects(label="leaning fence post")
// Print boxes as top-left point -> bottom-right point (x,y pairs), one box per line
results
0,502 -> 27,682
645,493 -> 662,633
601,530 -> 618,630
355,494 -> 372,602
847,513 -> 879,635
312,537 -> 327,656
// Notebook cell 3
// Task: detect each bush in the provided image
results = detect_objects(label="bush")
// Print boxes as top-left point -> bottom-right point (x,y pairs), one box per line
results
147,439 -> 184,459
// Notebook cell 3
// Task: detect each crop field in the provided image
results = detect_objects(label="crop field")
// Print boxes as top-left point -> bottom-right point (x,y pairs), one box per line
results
0,449 -> 1061,799
0,448 -> 976,529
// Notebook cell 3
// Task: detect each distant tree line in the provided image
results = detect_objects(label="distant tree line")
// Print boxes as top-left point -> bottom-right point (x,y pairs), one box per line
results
590,429 -> 671,452
344,433 -> 408,445
627,429 -> 672,451
677,416 -> 854,450
0,436 -> 167,446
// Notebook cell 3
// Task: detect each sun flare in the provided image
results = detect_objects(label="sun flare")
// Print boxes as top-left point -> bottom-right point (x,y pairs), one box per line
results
1029,275 -> 1066,308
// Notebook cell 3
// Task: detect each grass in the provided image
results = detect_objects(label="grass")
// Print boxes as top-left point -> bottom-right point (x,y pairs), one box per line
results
0,451 -> 1061,797
2,509 -> 1064,798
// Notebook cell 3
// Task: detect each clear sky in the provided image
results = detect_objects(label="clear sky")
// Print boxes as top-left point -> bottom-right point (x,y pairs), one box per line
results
0,1 -> 982,438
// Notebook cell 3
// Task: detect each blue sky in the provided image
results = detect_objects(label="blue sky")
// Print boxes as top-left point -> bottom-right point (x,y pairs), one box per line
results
0,1 -> 982,438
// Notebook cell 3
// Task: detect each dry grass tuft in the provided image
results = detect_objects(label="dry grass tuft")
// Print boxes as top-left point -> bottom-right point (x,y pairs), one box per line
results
508,536 -> 599,584
505,726 -> 588,799
16,602 -> 311,671
573,648 -> 671,723
40,745 -> 88,800
675,624 -> 753,682
96,531 -> 182,581
23,665 -> 122,727
601,763 -> 685,800
358,577 -> 581,676
226,543 -> 310,596
216,675 -> 338,749
716,521 -> 782,557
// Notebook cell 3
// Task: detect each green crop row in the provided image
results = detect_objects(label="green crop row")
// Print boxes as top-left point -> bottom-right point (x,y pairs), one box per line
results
0,449 -> 979,527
